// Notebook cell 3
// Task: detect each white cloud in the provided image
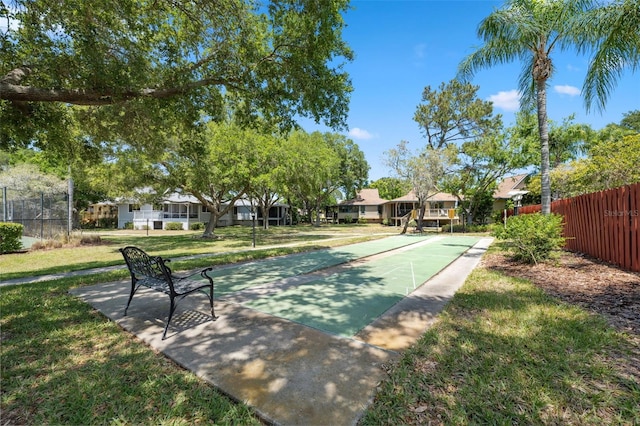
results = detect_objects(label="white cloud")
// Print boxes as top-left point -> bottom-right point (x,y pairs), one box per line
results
414,43 -> 427,59
488,90 -> 520,112
554,85 -> 581,96
348,127 -> 375,140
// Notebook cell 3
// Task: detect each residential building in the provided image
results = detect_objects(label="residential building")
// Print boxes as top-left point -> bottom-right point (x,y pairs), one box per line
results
384,190 -> 460,229
492,173 -> 529,218
116,193 -> 289,230
333,188 -> 388,223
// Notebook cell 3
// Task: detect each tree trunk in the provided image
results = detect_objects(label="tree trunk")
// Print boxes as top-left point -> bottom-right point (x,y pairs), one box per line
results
314,201 -> 322,227
537,81 -> 551,215
416,204 -> 426,230
260,205 -> 269,230
202,213 -> 218,238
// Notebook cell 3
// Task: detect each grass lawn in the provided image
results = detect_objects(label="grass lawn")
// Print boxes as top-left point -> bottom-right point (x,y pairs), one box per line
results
0,224 -> 392,280
1,228 -> 638,424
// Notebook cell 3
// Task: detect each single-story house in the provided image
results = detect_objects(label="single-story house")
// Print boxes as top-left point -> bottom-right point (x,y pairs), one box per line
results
384,190 -> 461,228
116,193 -> 289,230
332,188 -> 388,223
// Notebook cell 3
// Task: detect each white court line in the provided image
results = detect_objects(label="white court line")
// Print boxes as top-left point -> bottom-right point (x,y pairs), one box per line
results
411,261 -> 416,289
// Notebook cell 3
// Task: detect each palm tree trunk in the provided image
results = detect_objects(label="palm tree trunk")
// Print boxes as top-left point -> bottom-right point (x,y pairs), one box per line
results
537,82 -> 551,215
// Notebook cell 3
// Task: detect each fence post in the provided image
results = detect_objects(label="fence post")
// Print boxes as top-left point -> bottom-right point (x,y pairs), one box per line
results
68,177 -> 74,236
40,192 -> 44,239
2,187 -> 6,222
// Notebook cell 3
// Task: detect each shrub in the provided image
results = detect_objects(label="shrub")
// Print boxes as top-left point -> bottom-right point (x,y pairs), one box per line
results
0,222 -> 23,253
30,239 -> 63,251
165,222 -> 184,230
343,215 -> 352,224
190,222 -> 205,231
493,213 -> 565,264
382,218 -> 390,226
80,235 -> 102,245
124,222 -> 133,229
357,217 -> 367,224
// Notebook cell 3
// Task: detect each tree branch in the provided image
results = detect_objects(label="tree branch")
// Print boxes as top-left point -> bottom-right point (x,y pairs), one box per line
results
0,71 -> 241,105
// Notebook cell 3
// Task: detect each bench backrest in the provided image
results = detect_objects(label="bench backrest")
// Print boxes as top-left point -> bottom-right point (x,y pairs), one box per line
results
120,246 -> 173,291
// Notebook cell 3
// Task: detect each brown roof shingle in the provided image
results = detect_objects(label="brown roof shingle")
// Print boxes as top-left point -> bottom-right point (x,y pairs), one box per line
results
339,188 -> 388,206
493,174 -> 528,199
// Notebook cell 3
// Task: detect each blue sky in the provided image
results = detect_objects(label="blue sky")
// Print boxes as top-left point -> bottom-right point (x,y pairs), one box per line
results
302,0 -> 640,181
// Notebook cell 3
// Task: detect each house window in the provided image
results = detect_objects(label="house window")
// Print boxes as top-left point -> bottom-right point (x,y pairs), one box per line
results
339,206 -> 358,213
128,203 -> 140,212
360,206 -> 366,214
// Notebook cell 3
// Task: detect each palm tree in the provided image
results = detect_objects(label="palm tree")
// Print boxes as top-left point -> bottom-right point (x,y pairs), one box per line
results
578,0 -> 640,112
458,0 -> 596,214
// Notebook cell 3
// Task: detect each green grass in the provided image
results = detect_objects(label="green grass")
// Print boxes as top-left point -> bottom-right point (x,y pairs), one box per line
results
1,275 -> 261,425
2,229 -> 638,425
360,267 -> 640,425
0,224 -> 391,280
1,225 -> 393,425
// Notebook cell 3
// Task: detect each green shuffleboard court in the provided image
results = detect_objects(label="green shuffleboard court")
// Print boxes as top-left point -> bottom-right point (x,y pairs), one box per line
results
214,234 -> 434,296
242,235 -> 481,337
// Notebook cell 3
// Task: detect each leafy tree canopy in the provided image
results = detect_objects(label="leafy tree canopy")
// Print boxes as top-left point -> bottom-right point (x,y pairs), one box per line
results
0,0 -> 353,153
414,80 -> 501,149
368,177 -> 409,201
620,110 -> 640,133
322,133 -> 369,200
0,163 -> 67,196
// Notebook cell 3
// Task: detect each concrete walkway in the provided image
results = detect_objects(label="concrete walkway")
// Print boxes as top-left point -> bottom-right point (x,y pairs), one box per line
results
69,236 -> 493,425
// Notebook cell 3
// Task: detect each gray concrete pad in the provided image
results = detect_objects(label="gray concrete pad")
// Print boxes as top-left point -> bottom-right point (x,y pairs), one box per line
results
69,237 -> 493,425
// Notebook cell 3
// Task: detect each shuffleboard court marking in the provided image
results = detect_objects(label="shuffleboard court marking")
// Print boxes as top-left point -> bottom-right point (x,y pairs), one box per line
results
411,261 -> 416,289
238,236 -> 482,337
216,234 -> 437,297
223,235 -> 445,303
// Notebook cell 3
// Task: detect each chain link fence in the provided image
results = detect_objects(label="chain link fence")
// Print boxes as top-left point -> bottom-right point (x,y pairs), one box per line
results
1,187 -> 72,240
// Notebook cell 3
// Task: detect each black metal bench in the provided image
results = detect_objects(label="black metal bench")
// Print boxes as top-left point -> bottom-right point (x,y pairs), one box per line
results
119,246 -> 217,339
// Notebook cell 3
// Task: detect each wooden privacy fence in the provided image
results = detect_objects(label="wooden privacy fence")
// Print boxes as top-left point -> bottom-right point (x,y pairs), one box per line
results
519,183 -> 640,273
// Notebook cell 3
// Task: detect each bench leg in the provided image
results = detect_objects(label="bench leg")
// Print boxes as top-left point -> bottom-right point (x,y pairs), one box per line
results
124,279 -> 137,316
163,297 -> 177,340
208,285 -> 217,321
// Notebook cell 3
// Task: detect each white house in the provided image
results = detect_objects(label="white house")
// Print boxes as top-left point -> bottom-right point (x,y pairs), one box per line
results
116,193 -> 289,230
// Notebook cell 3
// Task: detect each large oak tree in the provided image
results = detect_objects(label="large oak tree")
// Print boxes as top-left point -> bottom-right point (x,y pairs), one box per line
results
0,0 -> 353,152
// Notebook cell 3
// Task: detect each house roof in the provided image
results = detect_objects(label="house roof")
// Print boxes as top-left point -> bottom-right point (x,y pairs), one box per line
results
388,190 -> 458,203
339,188 -> 388,206
493,174 -> 529,199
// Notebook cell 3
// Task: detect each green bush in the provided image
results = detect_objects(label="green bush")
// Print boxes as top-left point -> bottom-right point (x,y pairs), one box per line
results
493,213 -> 565,264
0,222 -> 23,253
190,222 -> 205,231
165,222 -> 184,230
124,222 -> 134,229
357,217 -> 367,224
